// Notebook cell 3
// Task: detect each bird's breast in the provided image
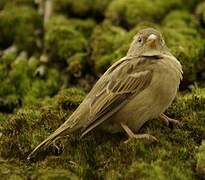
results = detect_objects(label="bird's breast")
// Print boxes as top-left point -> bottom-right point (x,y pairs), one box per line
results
147,57 -> 181,111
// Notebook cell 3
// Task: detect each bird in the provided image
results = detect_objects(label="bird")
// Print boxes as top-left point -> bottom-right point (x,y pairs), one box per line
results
27,28 -> 183,160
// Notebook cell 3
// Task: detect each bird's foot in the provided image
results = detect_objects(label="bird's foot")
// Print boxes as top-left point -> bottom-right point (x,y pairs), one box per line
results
120,123 -> 158,143
52,140 -> 62,154
52,135 -> 68,155
124,133 -> 158,144
159,114 -> 182,126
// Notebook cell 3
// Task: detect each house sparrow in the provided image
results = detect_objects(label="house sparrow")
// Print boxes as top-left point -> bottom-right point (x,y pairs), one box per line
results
27,28 -> 183,160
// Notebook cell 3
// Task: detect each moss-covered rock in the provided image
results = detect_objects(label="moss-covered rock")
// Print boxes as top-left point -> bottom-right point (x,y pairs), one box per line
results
196,141 -> 205,178
90,21 -> 126,73
0,5 -> 42,52
3,0 -> 35,8
0,50 -> 63,111
1,87 -> 205,179
196,1 -> 205,25
55,88 -> 86,111
0,0 -> 6,10
36,168 -> 79,179
0,0 -> 35,10
54,0 -> 111,19
106,0 -> 198,28
67,53 -> 87,78
162,11 -> 205,85
23,67 -> 63,105
45,16 -> 87,62
0,158 -> 79,179
46,15 -> 96,38
0,87 -> 85,160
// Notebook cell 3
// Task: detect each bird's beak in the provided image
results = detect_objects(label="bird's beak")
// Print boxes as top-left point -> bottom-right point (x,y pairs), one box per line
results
146,34 -> 158,48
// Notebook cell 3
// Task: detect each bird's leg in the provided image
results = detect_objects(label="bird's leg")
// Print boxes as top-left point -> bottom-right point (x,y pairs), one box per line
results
52,137 -> 62,154
159,114 -> 182,126
52,135 -> 70,154
120,123 -> 158,143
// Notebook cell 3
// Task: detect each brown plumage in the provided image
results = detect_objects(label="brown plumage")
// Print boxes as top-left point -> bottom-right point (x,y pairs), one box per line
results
27,28 -> 183,160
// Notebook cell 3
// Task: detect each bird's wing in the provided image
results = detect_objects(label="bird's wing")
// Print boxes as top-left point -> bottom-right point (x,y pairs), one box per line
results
81,56 -> 156,137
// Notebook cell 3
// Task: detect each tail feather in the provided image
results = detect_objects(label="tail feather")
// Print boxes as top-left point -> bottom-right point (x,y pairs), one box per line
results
27,123 -> 76,160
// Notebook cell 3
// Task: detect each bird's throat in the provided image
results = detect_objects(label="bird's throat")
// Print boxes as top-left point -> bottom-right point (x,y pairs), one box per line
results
141,49 -> 162,57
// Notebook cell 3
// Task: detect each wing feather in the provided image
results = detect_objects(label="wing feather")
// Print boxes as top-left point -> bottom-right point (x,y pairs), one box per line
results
81,56 -> 155,136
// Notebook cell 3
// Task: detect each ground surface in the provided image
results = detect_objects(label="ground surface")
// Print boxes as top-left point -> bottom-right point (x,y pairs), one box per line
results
0,0 -> 205,179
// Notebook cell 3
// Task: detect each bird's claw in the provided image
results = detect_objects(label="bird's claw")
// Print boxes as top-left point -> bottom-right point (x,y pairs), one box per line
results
160,114 -> 183,127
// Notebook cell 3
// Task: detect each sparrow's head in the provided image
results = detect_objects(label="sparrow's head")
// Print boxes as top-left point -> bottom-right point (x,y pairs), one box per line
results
127,28 -> 169,57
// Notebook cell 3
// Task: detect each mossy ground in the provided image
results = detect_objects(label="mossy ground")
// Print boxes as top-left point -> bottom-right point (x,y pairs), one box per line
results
0,0 -> 205,179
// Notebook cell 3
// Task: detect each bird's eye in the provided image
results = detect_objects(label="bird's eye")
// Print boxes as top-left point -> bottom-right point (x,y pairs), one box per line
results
137,37 -> 143,44
138,37 -> 142,43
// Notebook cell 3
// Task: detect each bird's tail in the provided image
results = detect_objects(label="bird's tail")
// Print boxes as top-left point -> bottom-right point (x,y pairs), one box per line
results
27,117 -> 79,160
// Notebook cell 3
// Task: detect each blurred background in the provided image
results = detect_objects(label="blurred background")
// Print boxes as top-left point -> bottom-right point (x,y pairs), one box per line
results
0,0 -> 205,179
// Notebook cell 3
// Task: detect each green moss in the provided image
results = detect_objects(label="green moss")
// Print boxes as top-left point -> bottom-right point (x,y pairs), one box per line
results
0,159 -> 79,179
0,50 -> 63,111
23,68 -> 63,106
45,16 -> 87,62
1,87 -> 205,179
0,113 -> 9,124
54,0 -> 111,18
90,21 -> 126,72
0,160 -> 26,180
163,10 -> 199,29
0,5 -> 42,52
0,52 -> 28,112
0,0 -> 205,178
0,95 -> 20,113
0,0 -> 6,10
46,15 -> 96,38
0,87 -> 85,161
1,108 -> 42,159
123,160 -> 194,180
68,18 -> 96,38
162,11 -> 205,84
3,0 -> 35,8
196,1 -> 205,25
106,0 -> 197,28
36,168 -> 79,180
67,53 -> 87,78
196,141 -> 205,178
0,46 -> 18,66
0,0 -> 35,10
55,88 -> 86,111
